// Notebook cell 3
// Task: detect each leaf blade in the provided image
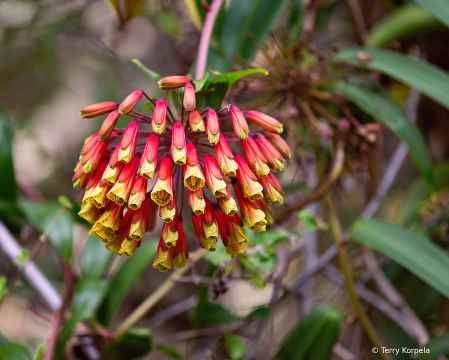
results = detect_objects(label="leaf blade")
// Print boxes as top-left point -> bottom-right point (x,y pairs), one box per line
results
415,0 -> 449,28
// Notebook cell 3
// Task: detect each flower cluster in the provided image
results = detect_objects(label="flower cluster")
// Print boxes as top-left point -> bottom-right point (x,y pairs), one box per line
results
74,75 -> 291,272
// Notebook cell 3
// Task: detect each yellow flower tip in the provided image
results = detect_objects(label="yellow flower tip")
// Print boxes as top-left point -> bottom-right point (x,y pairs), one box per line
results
102,165 -> 120,186
201,237 -> 217,252
164,231 -> 178,248
140,159 -> 156,179
208,133 -> 220,145
152,250 -> 171,272
129,222 -> 145,241
78,203 -> 101,224
118,146 -> 133,164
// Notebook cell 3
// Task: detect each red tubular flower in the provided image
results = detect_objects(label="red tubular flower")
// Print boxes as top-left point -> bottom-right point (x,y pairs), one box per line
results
202,197 -> 218,241
147,200 -> 158,232
204,154 -> 227,198
119,120 -> 139,163
78,202 -> 102,224
160,194 -> 176,223
206,108 -> 220,145
234,154 -> 263,201
151,156 -> 174,206
83,161 -> 111,208
98,110 -> 120,141
128,176 -> 147,210
214,133 -> 238,177
214,206 -> 246,258
258,172 -> 284,204
217,188 -> 238,216
80,102 -> 118,118
247,111 -> 283,134
264,132 -> 292,159
129,197 -> 151,240
94,201 -> 125,232
118,90 -> 143,115
233,183 -> 267,233
230,105 -> 249,140
158,76 -> 192,90
171,121 -> 186,165
192,213 -> 216,251
81,140 -> 108,173
107,155 -> 140,206
152,98 -> 167,134
183,82 -> 196,111
102,141 -> 124,186
240,137 -> 270,177
183,142 -> 205,191
256,199 -> 273,225
114,208 -> 137,255
254,135 -> 284,171
162,211 -> 178,247
73,161 -> 91,189
79,133 -> 99,161
188,188 -> 205,215
189,110 -> 205,132
228,213 -> 249,244
140,134 -> 159,179
153,237 -> 172,272
172,218 -> 188,268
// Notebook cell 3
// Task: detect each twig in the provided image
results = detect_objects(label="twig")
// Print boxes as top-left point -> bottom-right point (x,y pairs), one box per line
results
343,0 -> 368,45
158,323 -> 241,344
146,295 -> 198,328
0,221 -> 62,311
195,0 -> 225,80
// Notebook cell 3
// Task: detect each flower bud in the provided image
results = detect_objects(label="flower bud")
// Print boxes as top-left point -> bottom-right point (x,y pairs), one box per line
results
115,209 -> 137,255
73,161 -> 91,189
230,105 -> 249,140
183,82 -> 196,111
129,197 -> 151,240
247,111 -> 283,134
153,237 -> 172,272
254,135 -> 284,171
187,188 -> 205,215
258,172 -> 284,204
171,121 -> 186,165
204,154 -> 227,198
162,212 -> 178,247
240,137 -> 270,177
107,155 -> 140,206
206,108 -> 220,145
119,120 -> 139,163
183,143 -> 205,191
81,140 -> 108,173
234,154 -> 263,201
128,176 -> 147,210
228,213 -> 249,244
83,161 -> 111,208
151,156 -> 174,206
217,188 -> 238,216
189,110 -> 205,132
233,183 -> 267,233
79,133 -> 98,161
80,102 -> 118,118
192,214 -> 216,252
264,132 -> 291,159
152,98 -> 167,134
214,133 -> 238,177
158,76 -> 192,90
202,197 -> 218,241
89,221 -> 118,245
140,134 -> 159,179
102,141 -> 125,186
172,220 -> 188,268
118,90 -> 143,115
98,111 -> 121,142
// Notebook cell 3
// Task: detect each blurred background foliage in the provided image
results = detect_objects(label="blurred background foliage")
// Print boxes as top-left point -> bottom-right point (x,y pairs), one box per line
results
1,0 -> 449,359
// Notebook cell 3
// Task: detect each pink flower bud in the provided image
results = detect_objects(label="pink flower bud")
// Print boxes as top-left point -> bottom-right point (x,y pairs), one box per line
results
80,102 -> 118,118
240,137 -> 270,177
152,98 -> 167,134
119,120 -> 139,163
189,110 -> 205,132
140,134 -> 159,179
183,82 -> 196,111
264,133 -> 291,159
118,90 -> 143,115
230,106 -> 249,140
206,108 -> 220,145
170,121 -> 186,165
247,111 -> 283,134
158,76 -> 192,90
98,110 -> 120,142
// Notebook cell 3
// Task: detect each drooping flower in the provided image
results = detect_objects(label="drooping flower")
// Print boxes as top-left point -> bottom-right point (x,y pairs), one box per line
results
240,136 -> 270,177
98,111 -> 120,141
214,133 -> 238,177
183,142 -> 205,192
189,110 -> 205,132
206,108 -> 220,145
254,135 -> 284,171
118,90 -> 143,115
204,154 -> 227,198
171,121 -> 186,165
151,156 -> 174,206
230,105 -> 249,140
152,98 -> 167,134
118,120 -> 139,163
140,134 -> 159,179
107,156 -> 140,206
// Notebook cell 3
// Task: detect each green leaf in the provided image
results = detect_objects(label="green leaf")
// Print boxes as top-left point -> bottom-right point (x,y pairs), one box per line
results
274,306 -> 343,360
415,0 -> 449,28
19,200 -> 73,261
111,328 -> 153,360
223,332 -> 246,360
0,276 -> 7,301
247,306 -> 271,320
222,69 -> 268,85
193,71 -> 210,92
0,107 -> 17,201
331,80 -> 434,184
333,48 -> 449,111
156,344 -> 182,359
419,332 -> 449,359
247,229 -> 288,246
367,5 -> 443,48
287,0 -> 304,42
204,240 -> 229,266
350,219 -> 449,300
73,279 -> 109,314
97,241 -> 158,326
298,210 -> 319,232
396,161 -> 449,225
80,236 -> 114,279
132,59 -> 162,80
0,343 -> 32,360
190,300 -> 234,328
204,74 -> 229,109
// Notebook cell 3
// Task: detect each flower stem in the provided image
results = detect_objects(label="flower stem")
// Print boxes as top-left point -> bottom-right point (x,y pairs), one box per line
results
195,0 -> 225,80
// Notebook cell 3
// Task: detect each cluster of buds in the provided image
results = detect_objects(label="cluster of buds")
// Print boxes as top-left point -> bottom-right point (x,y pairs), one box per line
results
74,75 -> 291,272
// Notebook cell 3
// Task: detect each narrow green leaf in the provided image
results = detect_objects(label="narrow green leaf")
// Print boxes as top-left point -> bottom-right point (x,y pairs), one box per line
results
396,161 -> 449,225
419,332 -> 449,359
223,332 -> 246,360
350,219 -> 449,300
415,0 -> 449,28
73,279 -> 109,313
223,69 -> 268,85
193,71 -> 210,92
97,241 -> 158,326
274,306 -> 343,360
190,300 -> 234,328
333,48 -> 449,111
247,306 -> 271,320
156,344 -> 182,359
331,80 -> 434,184
132,59 -> 162,80
0,343 -> 32,360
204,74 -> 229,109
367,5 -> 443,48
0,107 -> 17,201
287,0 -> 304,42
19,200 -> 73,261
80,236 -> 114,279
111,328 -> 153,360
